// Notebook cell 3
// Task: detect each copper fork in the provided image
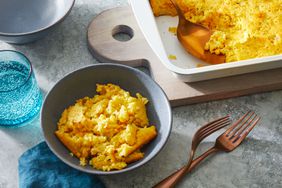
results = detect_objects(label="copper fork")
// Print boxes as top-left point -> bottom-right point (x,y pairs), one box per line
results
153,115 -> 231,187
154,111 -> 261,188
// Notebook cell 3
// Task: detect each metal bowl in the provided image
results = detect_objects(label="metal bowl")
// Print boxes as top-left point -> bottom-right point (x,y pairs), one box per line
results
41,63 -> 172,175
0,0 -> 75,44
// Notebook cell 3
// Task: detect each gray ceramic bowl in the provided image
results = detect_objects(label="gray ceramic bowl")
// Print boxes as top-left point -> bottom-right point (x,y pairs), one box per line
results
0,0 -> 75,44
41,63 -> 172,175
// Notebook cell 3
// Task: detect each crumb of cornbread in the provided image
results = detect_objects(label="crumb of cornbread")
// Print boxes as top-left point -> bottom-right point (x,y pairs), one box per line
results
196,63 -> 207,68
168,27 -> 177,35
55,84 -> 157,171
150,0 -> 282,62
168,54 -> 177,60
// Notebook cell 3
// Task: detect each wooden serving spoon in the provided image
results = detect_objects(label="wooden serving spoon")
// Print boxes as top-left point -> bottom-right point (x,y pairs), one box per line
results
170,0 -> 225,64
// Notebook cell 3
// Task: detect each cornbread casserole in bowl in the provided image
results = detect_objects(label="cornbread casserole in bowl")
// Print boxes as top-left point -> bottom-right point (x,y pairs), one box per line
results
56,84 -> 158,171
41,64 -> 172,174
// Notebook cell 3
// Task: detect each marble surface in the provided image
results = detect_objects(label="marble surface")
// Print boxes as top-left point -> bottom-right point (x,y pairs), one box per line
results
0,0 -> 282,187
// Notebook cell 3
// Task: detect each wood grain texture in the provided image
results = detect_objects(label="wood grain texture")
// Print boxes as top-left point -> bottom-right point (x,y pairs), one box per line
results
87,6 -> 282,107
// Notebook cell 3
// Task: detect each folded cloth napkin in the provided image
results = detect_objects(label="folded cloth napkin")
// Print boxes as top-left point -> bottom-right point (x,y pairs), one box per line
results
18,142 -> 105,188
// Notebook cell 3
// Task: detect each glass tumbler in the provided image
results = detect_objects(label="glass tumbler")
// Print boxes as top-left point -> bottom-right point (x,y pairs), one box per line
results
0,50 -> 42,127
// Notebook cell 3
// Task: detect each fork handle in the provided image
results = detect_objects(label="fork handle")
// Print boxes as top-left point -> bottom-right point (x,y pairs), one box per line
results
187,147 -> 219,172
153,147 -> 219,188
153,165 -> 188,188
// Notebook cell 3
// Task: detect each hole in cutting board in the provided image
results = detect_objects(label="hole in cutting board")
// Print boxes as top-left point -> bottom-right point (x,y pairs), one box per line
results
112,25 -> 134,42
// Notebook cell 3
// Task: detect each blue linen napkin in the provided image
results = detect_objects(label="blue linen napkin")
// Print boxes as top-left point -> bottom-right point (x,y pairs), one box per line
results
18,142 -> 105,188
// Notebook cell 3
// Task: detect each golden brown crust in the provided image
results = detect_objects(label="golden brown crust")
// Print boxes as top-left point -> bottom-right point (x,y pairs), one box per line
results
55,131 -> 89,159
116,126 -> 157,157
124,151 -> 144,163
150,0 -> 177,16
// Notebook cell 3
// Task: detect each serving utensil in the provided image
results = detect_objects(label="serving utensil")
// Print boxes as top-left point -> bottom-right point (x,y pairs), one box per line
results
170,0 -> 225,64
154,111 -> 260,188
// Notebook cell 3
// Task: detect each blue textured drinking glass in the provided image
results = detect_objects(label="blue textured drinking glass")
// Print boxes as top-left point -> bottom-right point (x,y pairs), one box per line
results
0,50 -> 42,127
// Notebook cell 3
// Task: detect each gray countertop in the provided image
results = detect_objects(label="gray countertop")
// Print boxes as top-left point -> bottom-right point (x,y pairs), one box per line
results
0,1 -> 282,188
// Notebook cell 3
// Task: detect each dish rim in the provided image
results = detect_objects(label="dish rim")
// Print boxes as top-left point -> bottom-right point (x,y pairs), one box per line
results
0,0 -> 75,36
41,63 -> 173,175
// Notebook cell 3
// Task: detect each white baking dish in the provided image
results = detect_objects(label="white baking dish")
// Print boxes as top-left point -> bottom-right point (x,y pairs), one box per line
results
129,0 -> 282,82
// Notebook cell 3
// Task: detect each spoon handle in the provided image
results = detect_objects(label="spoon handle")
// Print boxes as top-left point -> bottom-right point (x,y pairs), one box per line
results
169,0 -> 185,19
153,147 -> 219,188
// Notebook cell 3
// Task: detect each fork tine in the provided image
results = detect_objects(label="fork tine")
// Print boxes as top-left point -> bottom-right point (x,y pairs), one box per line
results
197,117 -> 231,136
228,111 -> 255,138
197,116 -> 230,135
231,114 -> 259,141
191,115 -> 230,149
233,116 -> 261,144
224,111 -> 252,136
197,115 -> 230,133
198,120 -> 231,142
194,116 -> 230,143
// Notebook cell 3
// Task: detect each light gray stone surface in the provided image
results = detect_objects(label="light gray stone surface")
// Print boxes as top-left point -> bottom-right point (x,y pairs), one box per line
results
0,1 -> 282,188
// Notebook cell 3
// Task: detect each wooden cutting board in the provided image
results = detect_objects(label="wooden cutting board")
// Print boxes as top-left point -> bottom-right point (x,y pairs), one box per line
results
87,6 -> 282,107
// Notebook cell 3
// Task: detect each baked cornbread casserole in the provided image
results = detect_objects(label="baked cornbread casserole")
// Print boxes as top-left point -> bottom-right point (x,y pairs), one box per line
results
150,0 -> 282,62
55,84 -> 157,171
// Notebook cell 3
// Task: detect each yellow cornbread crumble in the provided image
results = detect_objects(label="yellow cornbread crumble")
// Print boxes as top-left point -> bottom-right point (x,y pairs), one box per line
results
150,0 -> 282,62
168,27 -> 177,35
168,54 -> 177,60
55,84 -> 157,171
